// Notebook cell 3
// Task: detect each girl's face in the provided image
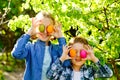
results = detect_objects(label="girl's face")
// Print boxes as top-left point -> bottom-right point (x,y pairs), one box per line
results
71,43 -> 87,67
36,17 -> 54,42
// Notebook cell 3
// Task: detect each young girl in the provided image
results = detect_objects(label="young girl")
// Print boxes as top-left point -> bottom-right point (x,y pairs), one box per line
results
11,11 -> 66,80
47,37 -> 113,80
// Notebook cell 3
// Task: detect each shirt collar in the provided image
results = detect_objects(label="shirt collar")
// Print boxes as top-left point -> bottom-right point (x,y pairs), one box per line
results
37,39 -> 51,46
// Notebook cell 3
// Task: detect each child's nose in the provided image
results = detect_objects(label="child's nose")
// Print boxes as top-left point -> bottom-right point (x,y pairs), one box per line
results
76,56 -> 80,59
75,55 -> 81,61
76,53 -> 81,58
43,26 -> 47,34
76,52 -> 80,57
44,28 -> 47,33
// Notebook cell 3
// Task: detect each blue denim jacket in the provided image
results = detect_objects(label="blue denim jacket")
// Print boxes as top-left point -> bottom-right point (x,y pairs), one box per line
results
47,58 -> 113,80
11,34 -> 66,80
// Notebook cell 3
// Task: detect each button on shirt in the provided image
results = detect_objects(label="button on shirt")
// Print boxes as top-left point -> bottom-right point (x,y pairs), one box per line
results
42,46 -> 51,80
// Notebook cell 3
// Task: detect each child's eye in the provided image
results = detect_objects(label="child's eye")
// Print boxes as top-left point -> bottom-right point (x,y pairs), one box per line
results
69,49 -> 77,58
46,25 -> 54,34
39,24 -> 45,33
80,49 -> 87,58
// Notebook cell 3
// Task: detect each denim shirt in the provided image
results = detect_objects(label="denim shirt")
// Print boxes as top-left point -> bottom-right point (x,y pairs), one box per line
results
11,34 -> 66,80
47,58 -> 113,80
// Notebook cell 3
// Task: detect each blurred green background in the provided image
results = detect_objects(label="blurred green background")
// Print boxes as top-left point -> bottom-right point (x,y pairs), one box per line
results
0,0 -> 120,80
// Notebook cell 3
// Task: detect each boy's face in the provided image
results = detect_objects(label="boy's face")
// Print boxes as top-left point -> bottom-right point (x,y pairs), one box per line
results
36,17 -> 54,42
71,43 -> 87,67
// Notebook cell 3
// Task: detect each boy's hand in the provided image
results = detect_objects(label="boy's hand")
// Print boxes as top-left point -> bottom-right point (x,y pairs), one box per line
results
60,45 -> 71,62
27,17 -> 41,36
84,45 -> 99,63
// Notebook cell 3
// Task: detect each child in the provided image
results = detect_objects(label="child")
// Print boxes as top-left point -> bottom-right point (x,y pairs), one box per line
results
11,11 -> 66,80
47,37 -> 113,80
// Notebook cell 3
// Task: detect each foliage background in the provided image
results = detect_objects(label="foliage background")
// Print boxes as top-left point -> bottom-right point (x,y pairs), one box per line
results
0,0 -> 120,80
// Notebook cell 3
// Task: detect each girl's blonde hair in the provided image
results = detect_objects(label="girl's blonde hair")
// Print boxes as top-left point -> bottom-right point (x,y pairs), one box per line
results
31,11 -> 55,40
36,11 -> 55,25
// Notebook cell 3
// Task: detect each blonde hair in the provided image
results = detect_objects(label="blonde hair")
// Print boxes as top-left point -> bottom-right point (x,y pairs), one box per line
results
36,11 -> 55,25
31,11 -> 55,40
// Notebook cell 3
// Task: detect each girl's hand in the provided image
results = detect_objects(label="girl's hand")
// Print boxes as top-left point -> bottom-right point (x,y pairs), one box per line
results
27,17 -> 41,36
60,45 -> 71,62
52,22 -> 63,38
